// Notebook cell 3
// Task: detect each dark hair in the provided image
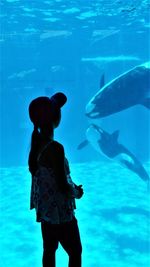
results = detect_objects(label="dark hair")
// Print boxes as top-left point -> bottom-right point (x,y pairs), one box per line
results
28,126 -> 42,175
29,93 -> 66,127
28,105 -> 61,175
28,96 -> 63,176
28,119 -> 59,176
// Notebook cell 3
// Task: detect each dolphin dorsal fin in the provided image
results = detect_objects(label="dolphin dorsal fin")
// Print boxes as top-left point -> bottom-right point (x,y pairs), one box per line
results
111,130 -> 120,142
100,73 -> 105,89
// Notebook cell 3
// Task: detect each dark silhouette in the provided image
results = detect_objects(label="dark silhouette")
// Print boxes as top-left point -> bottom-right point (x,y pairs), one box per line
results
28,92 -> 83,267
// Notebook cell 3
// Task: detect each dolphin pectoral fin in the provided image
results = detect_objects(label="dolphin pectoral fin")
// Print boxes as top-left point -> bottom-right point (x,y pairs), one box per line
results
142,98 -> 150,109
100,73 -> 105,89
77,140 -> 89,150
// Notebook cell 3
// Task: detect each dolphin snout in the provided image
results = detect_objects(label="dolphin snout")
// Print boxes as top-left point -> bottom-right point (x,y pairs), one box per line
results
86,102 -> 95,114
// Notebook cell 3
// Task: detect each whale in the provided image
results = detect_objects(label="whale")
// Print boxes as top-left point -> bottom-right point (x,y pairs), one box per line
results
86,62 -> 150,118
78,124 -> 149,182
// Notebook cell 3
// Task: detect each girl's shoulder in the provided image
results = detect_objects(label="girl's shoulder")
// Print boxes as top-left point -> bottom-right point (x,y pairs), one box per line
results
38,140 -> 65,164
47,140 -> 64,153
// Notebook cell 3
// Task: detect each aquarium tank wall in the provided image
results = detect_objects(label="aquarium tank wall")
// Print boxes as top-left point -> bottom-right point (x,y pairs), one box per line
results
0,1 -> 150,267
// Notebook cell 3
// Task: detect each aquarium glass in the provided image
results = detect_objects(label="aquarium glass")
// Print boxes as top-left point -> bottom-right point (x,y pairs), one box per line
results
0,0 -> 150,266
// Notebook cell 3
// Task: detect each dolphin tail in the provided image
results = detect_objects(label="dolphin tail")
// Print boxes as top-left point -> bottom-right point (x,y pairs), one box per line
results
77,140 -> 89,150
142,98 -> 150,109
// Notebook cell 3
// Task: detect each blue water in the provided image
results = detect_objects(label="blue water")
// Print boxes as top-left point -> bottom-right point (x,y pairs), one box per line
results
0,0 -> 150,266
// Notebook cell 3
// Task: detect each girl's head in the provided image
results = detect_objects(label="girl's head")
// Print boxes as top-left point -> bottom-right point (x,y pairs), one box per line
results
28,92 -> 67,175
29,92 -> 67,130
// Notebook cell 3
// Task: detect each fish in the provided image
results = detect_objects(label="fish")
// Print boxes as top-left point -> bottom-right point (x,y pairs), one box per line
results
78,124 -> 149,182
86,62 -> 150,118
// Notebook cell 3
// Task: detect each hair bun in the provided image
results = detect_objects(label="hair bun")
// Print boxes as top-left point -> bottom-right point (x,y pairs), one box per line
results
50,92 -> 67,108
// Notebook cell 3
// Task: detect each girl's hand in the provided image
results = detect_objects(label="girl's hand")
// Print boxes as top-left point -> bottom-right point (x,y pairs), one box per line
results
76,185 -> 84,199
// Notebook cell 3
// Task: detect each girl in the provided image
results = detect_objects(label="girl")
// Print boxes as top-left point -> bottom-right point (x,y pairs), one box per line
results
28,92 -> 83,267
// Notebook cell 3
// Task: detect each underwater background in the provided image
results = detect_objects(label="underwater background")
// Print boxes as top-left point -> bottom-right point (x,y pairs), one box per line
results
0,0 -> 150,266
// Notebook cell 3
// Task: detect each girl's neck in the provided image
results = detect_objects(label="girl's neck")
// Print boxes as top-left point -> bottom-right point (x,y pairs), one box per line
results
40,127 -> 54,142
42,135 -> 54,143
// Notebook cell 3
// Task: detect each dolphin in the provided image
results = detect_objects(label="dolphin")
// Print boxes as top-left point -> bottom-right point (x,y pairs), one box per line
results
86,62 -> 150,118
78,124 -> 149,182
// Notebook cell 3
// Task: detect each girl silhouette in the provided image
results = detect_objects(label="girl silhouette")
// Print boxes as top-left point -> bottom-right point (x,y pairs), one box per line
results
28,92 -> 83,267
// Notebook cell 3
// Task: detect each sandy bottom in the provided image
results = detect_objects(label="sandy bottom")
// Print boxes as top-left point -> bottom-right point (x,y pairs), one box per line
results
0,160 -> 150,267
